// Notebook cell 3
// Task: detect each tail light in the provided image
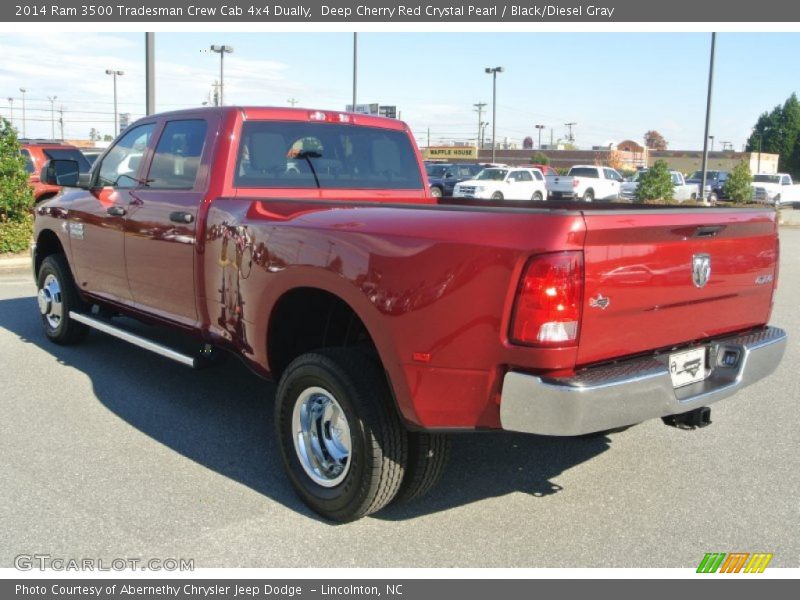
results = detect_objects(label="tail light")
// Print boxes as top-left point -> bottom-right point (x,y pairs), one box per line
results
309,111 -> 351,123
572,178 -> 580,188
510,251 -> 584,346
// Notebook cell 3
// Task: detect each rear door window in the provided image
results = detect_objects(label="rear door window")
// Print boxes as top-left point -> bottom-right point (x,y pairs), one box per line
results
235,121 -> 423,190
147,119 -> 208,190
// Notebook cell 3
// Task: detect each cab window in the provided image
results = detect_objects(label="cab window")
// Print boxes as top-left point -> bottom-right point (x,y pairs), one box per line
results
147,120 -> 208,189
97,123 -> 155,188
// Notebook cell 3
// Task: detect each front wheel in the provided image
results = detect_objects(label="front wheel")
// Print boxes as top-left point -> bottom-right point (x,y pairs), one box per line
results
774,194 -> 782,207
490,191 -> 504,201
429,186 -> 443,199
582,189 -> 594,202
36,255 -> 88,345
532,191 -> 544,201
275,349 -> 407,522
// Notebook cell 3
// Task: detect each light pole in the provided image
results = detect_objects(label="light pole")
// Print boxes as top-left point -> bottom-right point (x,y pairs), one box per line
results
47,95 -> 57,139
19,88 -> 26,138
480,121 -> 489,150
352,33 -> 358,111
700,33 -> 716,204
105,70 -> 124,136
473,102 -> 486,149
484,66 -> 503,162
709,135 -> 715,152
210,45 -> 234,106
535,124 -> 545,149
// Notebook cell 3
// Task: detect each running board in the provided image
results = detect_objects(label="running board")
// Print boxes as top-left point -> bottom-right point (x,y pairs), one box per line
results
69,311 -> 197,368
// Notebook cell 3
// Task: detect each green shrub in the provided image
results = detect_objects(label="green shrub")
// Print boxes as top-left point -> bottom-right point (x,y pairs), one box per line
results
723,161 -> 754,203
0,118 -> 34,222
636,160 -> 673,201
0,213 -> 33,253
530,152 -> 550,165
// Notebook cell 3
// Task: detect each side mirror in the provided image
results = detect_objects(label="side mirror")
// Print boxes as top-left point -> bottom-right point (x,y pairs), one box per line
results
41,159 -> 83,187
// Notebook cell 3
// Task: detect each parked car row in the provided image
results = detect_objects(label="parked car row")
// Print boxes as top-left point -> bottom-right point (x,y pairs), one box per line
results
620,169 -> 699,202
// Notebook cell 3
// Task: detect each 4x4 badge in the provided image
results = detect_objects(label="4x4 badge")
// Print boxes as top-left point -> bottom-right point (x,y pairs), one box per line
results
692,253 -> 711,288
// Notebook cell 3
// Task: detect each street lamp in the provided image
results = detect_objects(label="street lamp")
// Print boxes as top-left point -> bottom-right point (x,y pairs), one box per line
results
709,135 -> 715,152
19,88 -> 27,138
210,45 -> 234,106
47,95 -> 57,139
535,124 -> 546,149
484,66 -> 503,162
105,69 -> 125,136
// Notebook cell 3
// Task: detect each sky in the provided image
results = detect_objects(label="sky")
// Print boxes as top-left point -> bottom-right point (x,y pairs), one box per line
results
1,31 -> 799,151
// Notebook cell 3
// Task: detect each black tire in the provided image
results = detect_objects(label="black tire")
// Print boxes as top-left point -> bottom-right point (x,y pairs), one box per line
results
774,194 -> 782,208
491,191 -> 504,201
583,189 -> 594,202
429,186 -> 443,199
708,192 -> 718,203
275,348 -> 407,522
532,191 -> 544,201
36,254 -> 88,345
394,432 -> 451,503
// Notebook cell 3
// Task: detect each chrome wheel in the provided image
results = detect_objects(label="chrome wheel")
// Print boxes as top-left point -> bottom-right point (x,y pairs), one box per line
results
292,386 -> 352,487
38,273 -> 63,330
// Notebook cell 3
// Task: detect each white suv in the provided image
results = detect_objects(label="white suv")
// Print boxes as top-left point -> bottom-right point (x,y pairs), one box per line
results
453,167 -> 548,201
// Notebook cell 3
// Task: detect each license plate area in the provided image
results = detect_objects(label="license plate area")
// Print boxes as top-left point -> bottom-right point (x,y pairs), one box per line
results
668,347 -> 707,388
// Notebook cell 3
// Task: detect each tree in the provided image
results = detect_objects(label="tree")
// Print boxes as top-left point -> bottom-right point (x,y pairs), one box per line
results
522,136 -> 533,150
644,130 -> 668,151
606,149 -> 624,171
723,161 -> 754,203
0,118 -> 34,252
530,151 -> 549,165
89,128 -> 100,141
636,160 -> 673,201
747,93 -> 800,177
103,134 -> 113,142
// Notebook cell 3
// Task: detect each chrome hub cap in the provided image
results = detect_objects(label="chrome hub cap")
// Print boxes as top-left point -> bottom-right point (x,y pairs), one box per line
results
38,274 -> 63,329
292,387 -> 352,487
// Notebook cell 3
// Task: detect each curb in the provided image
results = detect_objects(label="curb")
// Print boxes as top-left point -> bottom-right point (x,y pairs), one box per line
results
0,254 -> 31,277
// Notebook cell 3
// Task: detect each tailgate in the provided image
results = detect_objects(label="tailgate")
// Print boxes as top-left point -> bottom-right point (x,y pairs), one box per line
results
549,176 -> 574,191
577,209 -> 778,366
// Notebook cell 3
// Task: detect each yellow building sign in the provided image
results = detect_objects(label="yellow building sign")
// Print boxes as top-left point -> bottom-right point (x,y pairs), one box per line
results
423,146 -> 479,160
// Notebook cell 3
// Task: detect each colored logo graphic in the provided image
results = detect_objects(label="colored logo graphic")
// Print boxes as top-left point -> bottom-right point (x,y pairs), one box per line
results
697,552 -> 773,573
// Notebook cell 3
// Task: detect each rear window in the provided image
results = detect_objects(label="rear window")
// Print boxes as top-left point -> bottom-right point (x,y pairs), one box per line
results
235,121 -> 423,190
43,148 -> 92,173
753,174 -> 780,184
20,149 -> 34,173
568,167 -> 600,178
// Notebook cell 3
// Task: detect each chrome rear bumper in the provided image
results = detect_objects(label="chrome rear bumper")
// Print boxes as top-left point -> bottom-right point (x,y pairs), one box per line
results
500,327 -> 787,436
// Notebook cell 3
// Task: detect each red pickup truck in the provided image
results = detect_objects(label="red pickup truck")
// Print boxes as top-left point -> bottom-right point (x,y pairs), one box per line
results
32,107 -> 786,522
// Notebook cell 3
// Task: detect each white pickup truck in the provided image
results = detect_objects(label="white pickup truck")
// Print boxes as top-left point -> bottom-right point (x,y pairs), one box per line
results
751,173 -> 800,207
620,169 -> 699,202
548,165 -> 623,201
452,167 -> 548,201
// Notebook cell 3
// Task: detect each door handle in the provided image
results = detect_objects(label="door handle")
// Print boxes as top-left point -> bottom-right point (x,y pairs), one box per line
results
170,211 -> 194,224
107,206 -> 126,217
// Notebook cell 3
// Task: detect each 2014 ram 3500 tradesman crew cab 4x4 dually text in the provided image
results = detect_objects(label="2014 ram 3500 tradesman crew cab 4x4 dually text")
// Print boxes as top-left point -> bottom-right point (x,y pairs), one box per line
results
32,107 -> 787,522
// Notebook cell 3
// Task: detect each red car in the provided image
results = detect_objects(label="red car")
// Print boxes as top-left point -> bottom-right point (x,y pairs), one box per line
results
32,107 -> 786,521
20,140 -> 92,202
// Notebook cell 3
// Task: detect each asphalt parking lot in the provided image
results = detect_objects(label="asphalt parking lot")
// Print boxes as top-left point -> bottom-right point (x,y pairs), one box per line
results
1,228 -> 798,569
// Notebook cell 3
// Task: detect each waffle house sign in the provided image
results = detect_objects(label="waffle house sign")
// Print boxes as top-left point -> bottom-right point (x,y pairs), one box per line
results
423,146 -> 479,160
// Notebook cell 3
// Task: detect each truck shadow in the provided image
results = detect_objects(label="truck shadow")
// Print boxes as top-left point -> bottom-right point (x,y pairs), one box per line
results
0,294 -> 611,523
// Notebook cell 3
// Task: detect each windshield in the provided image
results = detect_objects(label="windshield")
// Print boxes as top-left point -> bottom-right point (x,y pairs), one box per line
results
629,170 -> 647,182
425,164 -> 451,178
688,171 -> 719,180
475,168 -> 507,181
753,174 -> 780,184
43,148 -> 92,173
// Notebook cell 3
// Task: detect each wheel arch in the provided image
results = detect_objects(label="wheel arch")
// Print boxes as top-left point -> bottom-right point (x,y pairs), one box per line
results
34,228 -> 66,278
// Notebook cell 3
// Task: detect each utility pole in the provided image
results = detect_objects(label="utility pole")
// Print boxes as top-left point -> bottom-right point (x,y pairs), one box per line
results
58,105 -> 64,140
700,32 -> 716,204
535,124 -> 545,149
709,135 -> 715,152
720,141 -> 731,152
473,102 -> 486,148
47,95 -> 57,139
565,122 -> 576,144
480,121 -> 488,150
427,127 -> 430,148
288,98 -> 299,107
550,128 -> 554,146
145,33 -> 155,115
